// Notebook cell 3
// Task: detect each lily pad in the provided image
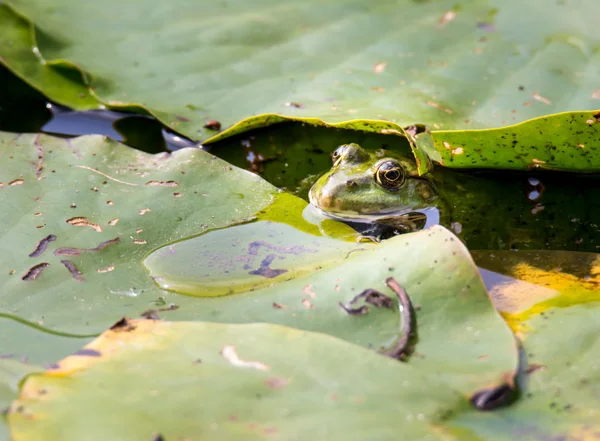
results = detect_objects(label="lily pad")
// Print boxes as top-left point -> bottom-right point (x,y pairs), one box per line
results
421,110 -> 600,172
2,0 -> 600,142
8,319 -> 470,441
0,131 -> 276,334
146,224 -> 518,396
441,302 -> 600,441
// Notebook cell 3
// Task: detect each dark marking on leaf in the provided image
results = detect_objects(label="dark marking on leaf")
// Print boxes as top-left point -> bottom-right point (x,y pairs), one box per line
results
73,348 -> 101,357
140,310 -> 161,320
340,288 -> 395,315
110,317 -> 136,332
338,303 -> 369,315
60,260 -> 84,281
54,237 -> 120,256
21,263 -> 50,281
152,434 -> 165,441
470,383 -> 517,410
34,135 -> 44,180
145,180 -> 179,187
28,234 -> 56,257
140,304 -> 179,320
248,254 -> 287,278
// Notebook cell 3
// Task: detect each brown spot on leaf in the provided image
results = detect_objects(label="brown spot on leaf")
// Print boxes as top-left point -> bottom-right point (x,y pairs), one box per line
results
8,179 -> 24,186
106,200 -> 114,205
272,302 -> 287,309
60,260 -> 84,281
204,120 -> 222,130
139,208 -> 152,215
28,234 -> 57,257
173,192 -> 182,198
66,216 -> 102,232
133,239 -> 147,245
21,263 -> 50,281
108,218 -> 119,226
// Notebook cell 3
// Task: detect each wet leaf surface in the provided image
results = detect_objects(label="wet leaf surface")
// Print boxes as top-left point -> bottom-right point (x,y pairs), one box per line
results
1,1 -> 600,142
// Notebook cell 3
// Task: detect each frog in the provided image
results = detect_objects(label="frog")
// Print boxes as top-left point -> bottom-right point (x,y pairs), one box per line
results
309,143 -> 600,251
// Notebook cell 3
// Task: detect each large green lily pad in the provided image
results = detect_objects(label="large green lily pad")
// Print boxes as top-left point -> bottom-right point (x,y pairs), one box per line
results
0,131 -> 276,334
2,0 -> 600,142
7,319 -> 471,441
145,224 -> 518,395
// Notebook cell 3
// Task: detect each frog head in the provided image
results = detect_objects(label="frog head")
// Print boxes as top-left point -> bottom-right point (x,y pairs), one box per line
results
309,143 -> 438,219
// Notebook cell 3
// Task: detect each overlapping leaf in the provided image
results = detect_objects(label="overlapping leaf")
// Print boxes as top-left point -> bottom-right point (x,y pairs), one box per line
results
1,0 -> 600,143
7,320 -> 470,441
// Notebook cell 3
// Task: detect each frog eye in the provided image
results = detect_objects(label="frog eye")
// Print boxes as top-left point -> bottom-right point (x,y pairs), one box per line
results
332,146 -> 347,164
375,160 -> 405,191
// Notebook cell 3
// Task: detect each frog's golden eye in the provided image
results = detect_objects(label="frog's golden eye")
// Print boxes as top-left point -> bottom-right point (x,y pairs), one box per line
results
375,160 -> 405,191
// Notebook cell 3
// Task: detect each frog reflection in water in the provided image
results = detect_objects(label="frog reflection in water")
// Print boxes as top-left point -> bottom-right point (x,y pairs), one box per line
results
309,143 -> 600,251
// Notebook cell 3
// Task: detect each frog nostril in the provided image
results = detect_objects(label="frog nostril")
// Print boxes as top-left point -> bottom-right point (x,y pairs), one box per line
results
346,180 -> 358,190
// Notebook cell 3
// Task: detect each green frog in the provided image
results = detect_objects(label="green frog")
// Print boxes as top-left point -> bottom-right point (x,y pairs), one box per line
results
309,143 -> 600,251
